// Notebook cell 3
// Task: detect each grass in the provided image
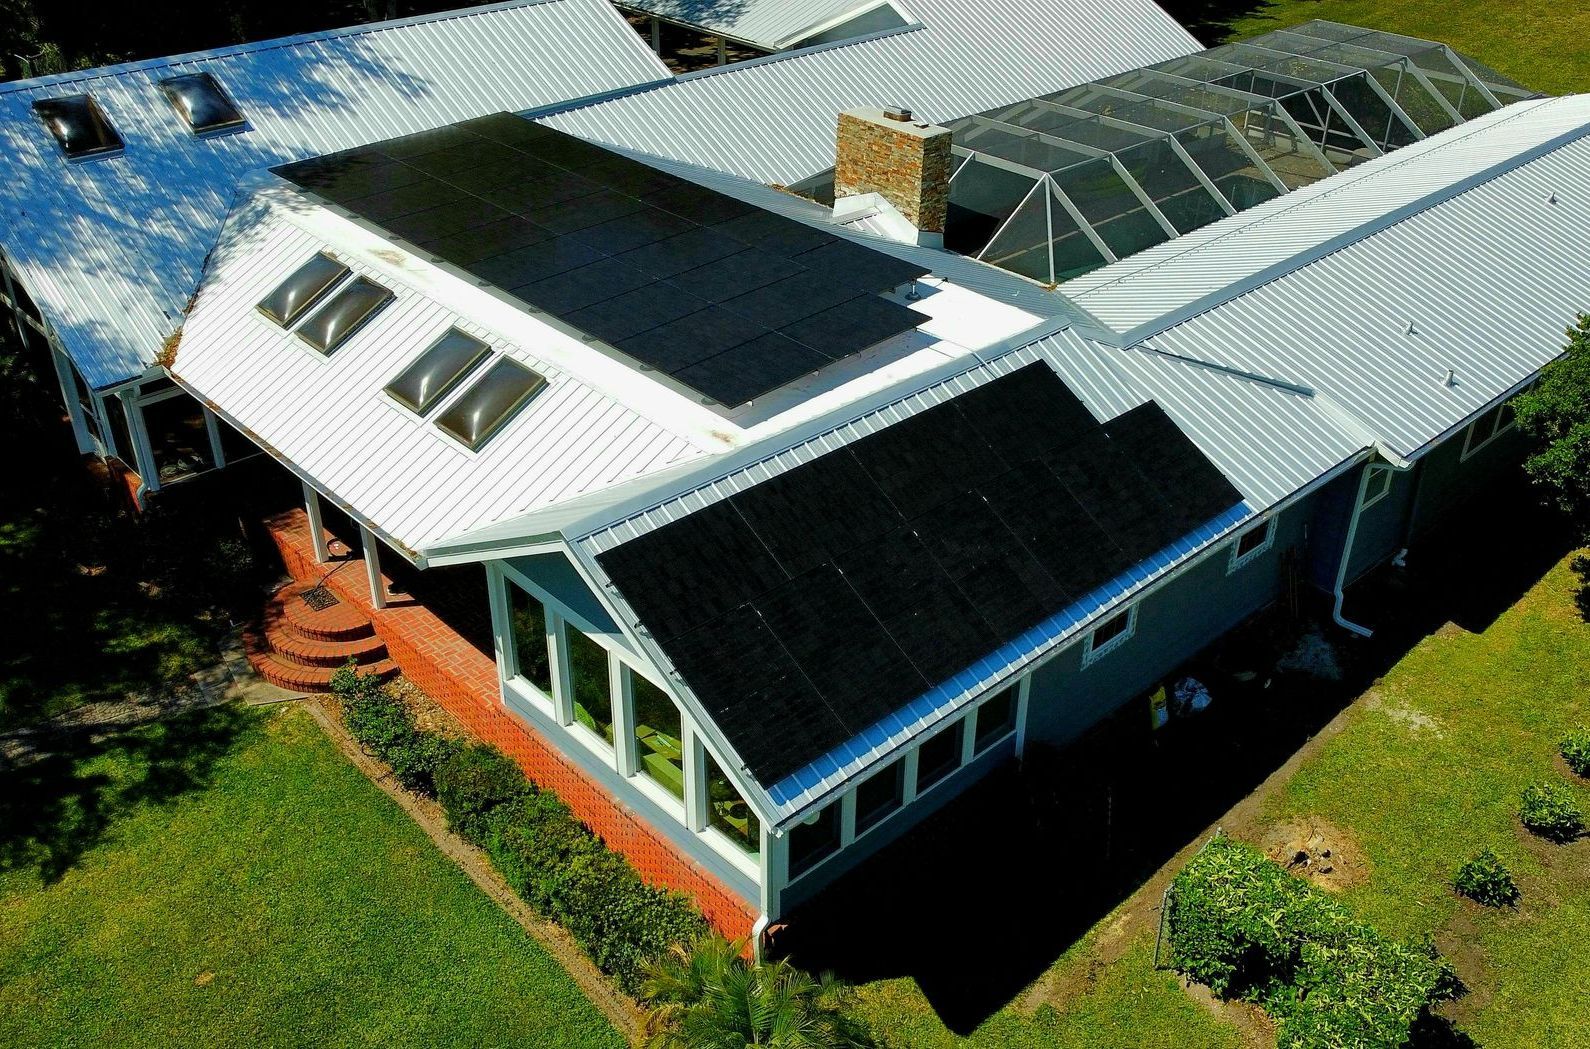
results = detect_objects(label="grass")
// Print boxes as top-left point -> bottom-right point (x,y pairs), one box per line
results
1219,0 -> 1590,95
0,703 -> 624,1048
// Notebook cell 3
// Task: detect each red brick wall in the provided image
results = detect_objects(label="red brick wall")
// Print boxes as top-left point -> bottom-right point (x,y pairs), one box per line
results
266,510 -> 761,940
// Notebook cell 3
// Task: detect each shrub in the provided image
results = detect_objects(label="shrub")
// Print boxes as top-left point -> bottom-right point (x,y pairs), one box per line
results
1519,782 -> 1585,842
333,665 -> 458,795
1562,727 -> 1590,778
1454,848 -> 1520,907
435,743 -> 529,845
1167,837 -> 1454,1049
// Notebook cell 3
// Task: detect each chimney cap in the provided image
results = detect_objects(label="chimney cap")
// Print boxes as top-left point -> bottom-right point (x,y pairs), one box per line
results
882,105 -> 913,121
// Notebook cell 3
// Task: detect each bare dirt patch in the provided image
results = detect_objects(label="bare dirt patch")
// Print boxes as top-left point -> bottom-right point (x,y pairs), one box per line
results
1179,976 -> 1277,1048
1259,817 -> 1371,892
1364,689 -> 1446,737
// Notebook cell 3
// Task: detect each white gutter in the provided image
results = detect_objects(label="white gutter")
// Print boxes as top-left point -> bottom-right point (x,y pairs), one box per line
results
1331,456 -> 1414,638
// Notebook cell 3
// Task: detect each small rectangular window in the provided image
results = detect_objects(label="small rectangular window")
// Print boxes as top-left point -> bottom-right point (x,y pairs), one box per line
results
258,253 -> 349,327
385,328 -> 490,414
159,72 -> 246,135
854,758 -> 904,834
1083,606 -> 1136,666
435,357 -> 546,451
33,95 -> 123,159
788,802 -> 840,878
915,721 -> 964,794
974,686 -> 1018,751
1228,516 -> 1276,572
1360,464 -> 1393,507
297,276 -> 392,355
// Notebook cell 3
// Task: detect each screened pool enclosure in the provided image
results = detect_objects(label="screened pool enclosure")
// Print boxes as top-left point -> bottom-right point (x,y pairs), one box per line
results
938,21 -> 1537,284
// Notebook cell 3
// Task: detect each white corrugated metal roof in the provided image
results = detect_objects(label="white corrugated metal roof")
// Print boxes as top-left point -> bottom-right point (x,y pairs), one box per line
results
619,0 -> 901,51
0,0 -> 670,389
540,0 -> 1200,186
171,184 -> 708,556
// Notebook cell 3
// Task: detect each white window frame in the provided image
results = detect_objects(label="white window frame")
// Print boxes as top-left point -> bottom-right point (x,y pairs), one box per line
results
134,385 -> 228,489
1460,400 -> 1518,461
1081,604 -> 1138,667
1227,515 -> 1277,573
1359,464 -> 1394,509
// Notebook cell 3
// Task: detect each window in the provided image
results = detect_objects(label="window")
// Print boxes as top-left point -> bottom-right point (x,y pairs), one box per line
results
1228,516 -> 1276,573
854,758 -> 904,834
567,629 -> 615,751
258,253 -> 348,327
631,673 -> 684,800
34,95 -> 123,159
1461,400 -> 1519,460
385,328 -> 490,414
1082,606 -> 1137,666
434,357 -> 547,451
788,802 -> 840,878
297,276 -> 392,354
508,583 -> 551,694
973,686 -> 1018,752
915,721 -> 964,794
1360,464 -> 1393,508
705,751 -> 759,855
142,392 -> 216,484
159,72 -> 246,135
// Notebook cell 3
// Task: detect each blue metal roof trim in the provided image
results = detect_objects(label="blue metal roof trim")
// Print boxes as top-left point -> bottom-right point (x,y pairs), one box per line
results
765,500 -> 1253,810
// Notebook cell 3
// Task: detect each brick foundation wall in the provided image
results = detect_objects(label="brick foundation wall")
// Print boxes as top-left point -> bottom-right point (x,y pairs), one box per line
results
266,509 -> 762,941
834,107 -> 952,233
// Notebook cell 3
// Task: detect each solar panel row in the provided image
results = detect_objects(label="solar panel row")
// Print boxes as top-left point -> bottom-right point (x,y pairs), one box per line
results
274,114 -> 929,407
596,363 -> 1243,783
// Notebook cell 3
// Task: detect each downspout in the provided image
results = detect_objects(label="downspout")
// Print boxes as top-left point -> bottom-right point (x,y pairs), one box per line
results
751,913 -> 771,964
1332,454 -> 1413,637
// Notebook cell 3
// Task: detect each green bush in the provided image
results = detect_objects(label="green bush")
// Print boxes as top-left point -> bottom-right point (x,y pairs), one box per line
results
1562,727 -> 1590,777
486,794 -> 704,992
1167,837 -> 1454,1049
1454,848 -> 1520,907
435,743 -> 529,845
1519,781 -> 1585,842
332,666 -> 458,795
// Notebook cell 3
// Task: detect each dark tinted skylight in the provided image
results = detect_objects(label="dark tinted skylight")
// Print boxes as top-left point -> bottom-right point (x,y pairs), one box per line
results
159,72 -> 246,135
257,253 -> 349,327
434,356 -> 546,450
385,328 -> 491,414
297,276 -> 392,355
33,95 -> 123,160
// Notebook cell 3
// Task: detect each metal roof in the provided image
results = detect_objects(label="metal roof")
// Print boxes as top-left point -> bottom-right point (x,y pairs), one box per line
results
0,0 -> 670,389
618,0 -> 906,52
539,0 -> 1201,186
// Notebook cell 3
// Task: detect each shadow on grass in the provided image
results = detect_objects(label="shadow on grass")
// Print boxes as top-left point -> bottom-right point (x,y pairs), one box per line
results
0,704 -> 257,884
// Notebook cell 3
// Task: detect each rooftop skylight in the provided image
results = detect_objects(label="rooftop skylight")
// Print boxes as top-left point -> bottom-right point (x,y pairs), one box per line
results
297,276 -> 393,355
159,72 -> 247,136
33,95 -> 123,160
936,20 -> 1538,284
434,356 -> 546,450
385,328 -> 491,414
257,253 -> 349,327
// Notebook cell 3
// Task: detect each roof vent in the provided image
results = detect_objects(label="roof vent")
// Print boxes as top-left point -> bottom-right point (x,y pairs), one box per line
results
1444,367 -> 1457,387
33,95 -> 123,160
883,105 -> 913,122
1547,191 -> 1558,205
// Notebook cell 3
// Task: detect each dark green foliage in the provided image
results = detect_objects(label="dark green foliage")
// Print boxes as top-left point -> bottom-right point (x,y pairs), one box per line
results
1513,314 -> 1590,543
1454,849 -> 1520,907
485,795 -> 704,993
1167,837 -> 1455,1049
1562,727 -> 1590,778
1519,781 -> 1585,842
434,743 -> 528,845
332,667 -> 459,795
641,934 -> 873,1048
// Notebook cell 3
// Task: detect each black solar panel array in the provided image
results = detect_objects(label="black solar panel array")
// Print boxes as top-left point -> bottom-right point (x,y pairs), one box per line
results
273,114 -> 929,407
596,363 -> 1243,783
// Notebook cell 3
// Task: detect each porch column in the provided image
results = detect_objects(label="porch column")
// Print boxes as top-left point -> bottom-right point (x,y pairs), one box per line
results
302,480 -> 330,564
682,725 -> 709,832
47,344 -> 93,453
360,524 -> 388,610
716,35 -> 728,65
649,15 -> 660,52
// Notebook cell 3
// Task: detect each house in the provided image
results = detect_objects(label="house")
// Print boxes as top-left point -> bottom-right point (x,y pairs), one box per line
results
3,2 -> 1586,944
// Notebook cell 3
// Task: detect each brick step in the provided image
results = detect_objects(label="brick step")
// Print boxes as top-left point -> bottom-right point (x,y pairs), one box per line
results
275,582 -> 375,642
262,621 -> 388,669
245,646 -> 398,694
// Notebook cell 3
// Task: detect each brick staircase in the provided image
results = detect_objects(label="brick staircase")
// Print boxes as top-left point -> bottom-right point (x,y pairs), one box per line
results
244,581 -> 398,693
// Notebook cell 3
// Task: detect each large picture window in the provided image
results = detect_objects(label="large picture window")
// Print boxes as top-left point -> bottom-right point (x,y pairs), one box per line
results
567,628 -> 615,751
508,584 -> 551,695
915,721 -> 965,794
705,751 -> 759,856
788,802 -> 839,878
854,758 -> 904,834
973,686 -> 1018,753
631,673 -> 684,800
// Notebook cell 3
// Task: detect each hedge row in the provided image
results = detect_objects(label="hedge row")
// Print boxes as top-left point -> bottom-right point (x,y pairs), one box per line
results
1167,837 -> 1456,1049
331,667 -> 705,993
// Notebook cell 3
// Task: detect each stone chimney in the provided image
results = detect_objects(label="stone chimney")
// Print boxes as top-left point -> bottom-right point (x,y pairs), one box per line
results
834,106 -> 952,244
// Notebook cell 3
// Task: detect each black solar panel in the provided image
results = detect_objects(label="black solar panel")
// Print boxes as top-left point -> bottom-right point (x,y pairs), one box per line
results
274,114 -> 929,407
595,362 -> 1245,783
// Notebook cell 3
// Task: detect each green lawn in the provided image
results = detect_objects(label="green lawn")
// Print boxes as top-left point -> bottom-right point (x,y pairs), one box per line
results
0,704 -> 624,1049
1220,0 -> 1590,95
